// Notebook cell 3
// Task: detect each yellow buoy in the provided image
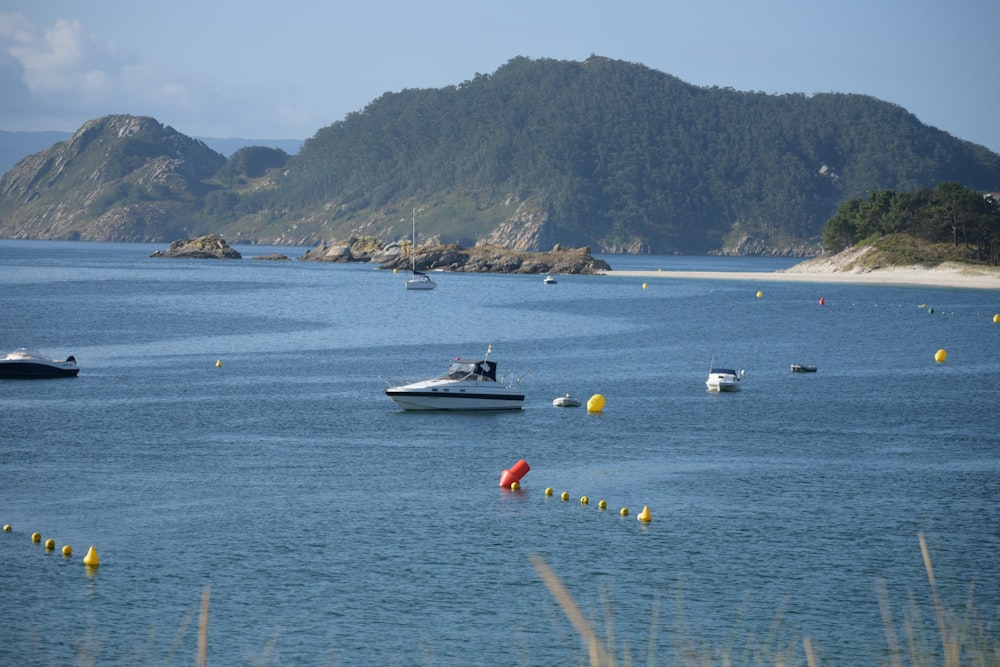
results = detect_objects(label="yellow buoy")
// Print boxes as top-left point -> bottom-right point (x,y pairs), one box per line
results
45,538 -> 55,550
83,546 -> 100,566
31,532 -> 41,543
619,507 -> 629,516
510,481 -> 519,491
756,290 -> 763,298
642,282 -> 648,289
544,487 -> 553,496
586,394 -> 606,414
580,495 -> 589,505
2,524 -> 10,532
638,505 -> 652,522
61,545 -> 72,557
935,349 -> 947,363
215,359 -> 222,367
560,491 -> 569,501
598,499 -> 607,510
993,313 -> 999,323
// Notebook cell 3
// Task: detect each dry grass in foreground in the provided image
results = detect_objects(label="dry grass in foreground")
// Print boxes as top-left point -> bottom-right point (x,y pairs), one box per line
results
532,532 -> 1000,667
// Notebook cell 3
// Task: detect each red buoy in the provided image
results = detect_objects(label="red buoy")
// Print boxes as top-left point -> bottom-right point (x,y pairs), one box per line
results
819,297 -> 825,305
499,459 -> 530,488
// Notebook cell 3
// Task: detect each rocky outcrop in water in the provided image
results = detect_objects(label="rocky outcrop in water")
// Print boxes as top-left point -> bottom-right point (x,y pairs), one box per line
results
299,239 -> 610,273
382,242 -> 609,274
150,234 -> 241,259
297,236 -> 384,262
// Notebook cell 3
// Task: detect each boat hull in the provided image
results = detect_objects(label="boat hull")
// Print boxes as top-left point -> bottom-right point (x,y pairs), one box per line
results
384,389 -> 524,411
0,360 -> 79,379
706,381 -> 740,392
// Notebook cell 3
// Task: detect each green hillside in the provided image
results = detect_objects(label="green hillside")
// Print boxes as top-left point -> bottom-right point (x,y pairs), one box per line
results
220,56 -> 1000,253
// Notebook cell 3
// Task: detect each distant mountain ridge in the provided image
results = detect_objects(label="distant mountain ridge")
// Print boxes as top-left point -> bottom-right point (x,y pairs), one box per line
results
1,56 -> 998,254
0,129 -> 302,173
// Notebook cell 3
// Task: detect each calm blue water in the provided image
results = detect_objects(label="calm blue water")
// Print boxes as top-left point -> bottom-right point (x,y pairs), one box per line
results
1,240 -> 998,666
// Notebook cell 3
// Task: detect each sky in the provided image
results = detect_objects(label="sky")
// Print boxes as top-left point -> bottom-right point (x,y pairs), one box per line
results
1,0 -> 998,153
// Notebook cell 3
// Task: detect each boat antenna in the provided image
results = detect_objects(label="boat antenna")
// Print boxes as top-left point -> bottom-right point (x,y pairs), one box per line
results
484,343 -> 493,361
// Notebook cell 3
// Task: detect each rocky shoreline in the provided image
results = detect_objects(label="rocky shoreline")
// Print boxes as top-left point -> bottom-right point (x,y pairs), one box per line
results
150,234 -> 611,274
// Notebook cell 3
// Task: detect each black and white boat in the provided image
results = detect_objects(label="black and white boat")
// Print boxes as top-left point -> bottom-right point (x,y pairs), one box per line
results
0,349 -> 79,379
384,345 -> 525,411
706,367 -> 744,392
790,363 -> 817,373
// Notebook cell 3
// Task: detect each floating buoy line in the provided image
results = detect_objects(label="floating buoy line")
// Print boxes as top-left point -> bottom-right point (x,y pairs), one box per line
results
0,521 -> 100,570
501,460 -> 653,526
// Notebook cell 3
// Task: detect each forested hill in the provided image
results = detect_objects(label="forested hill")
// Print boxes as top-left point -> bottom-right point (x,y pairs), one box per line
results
2,56 -> 999,253
244,56 -> 1000,253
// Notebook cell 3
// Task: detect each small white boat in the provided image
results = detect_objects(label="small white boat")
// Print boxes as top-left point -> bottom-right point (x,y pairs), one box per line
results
552,393 -> 580,407
406,271 -> 436,290
405,208 -> 436,291
384,345 -> 525,411
706,367 -> 744,392
0,349 -> 79,379
543,275 -> 557,284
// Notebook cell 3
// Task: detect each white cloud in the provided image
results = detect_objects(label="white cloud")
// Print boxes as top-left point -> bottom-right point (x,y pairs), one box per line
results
0,12 -> 216,132
0,11 -> 316,138
6,15 -> 118,95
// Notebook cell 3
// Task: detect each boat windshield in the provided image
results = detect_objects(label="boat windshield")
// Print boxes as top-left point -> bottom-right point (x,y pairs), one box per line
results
443,360 -> 497,382
710,368 -> 737,375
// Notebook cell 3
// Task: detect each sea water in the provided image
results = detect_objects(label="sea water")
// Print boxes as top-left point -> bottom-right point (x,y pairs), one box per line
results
1,240 -> 998,665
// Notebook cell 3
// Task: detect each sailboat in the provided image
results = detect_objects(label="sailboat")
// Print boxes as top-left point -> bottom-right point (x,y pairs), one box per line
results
406,208 -> 436,291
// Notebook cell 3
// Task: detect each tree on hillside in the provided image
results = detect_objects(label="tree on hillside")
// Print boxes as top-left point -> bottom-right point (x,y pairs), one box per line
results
822,182 -> 1000,263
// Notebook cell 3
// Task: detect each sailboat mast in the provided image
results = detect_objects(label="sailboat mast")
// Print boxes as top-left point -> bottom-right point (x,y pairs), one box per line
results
411,208 -> 416,272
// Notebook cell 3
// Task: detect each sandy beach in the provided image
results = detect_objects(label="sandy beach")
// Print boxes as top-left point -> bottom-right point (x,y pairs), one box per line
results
603,264 -> 1000,290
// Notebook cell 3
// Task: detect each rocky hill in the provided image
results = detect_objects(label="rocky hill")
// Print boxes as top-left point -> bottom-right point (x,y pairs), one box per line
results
0,116 -> 225,242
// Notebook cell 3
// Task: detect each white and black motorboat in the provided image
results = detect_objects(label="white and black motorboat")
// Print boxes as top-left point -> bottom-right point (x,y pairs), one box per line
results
706,367 -> 744,392
384,346 -> 525,410
0,349 -> 79,379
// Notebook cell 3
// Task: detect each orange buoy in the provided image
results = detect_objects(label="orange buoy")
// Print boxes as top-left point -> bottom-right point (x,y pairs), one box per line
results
499,459 -> 530,488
